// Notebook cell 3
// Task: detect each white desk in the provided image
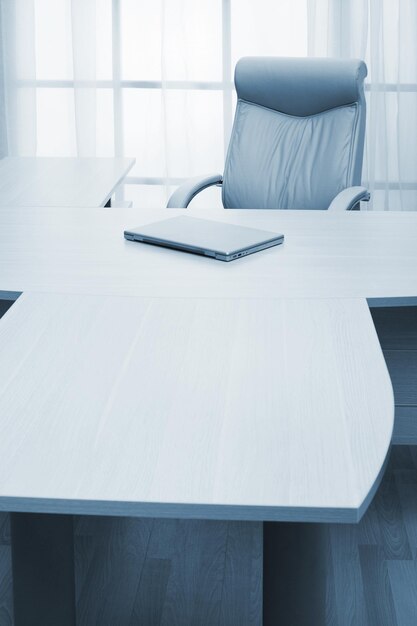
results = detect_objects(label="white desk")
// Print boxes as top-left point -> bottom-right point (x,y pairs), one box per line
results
0,206 -> 414,625
0,206 -> 415,303
0,292 -> 393,523
0,157 -> 135,208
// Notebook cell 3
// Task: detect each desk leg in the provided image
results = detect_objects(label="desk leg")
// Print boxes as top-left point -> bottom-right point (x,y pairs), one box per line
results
104,198 -> 111,207
10,513 -> 76,626
263,522 -> 327,626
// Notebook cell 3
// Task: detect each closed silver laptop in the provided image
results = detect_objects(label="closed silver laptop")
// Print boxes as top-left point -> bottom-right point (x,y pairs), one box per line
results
124,215 -> 284,262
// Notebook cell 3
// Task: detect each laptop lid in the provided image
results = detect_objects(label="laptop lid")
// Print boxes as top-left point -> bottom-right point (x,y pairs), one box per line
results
124,215 -> 284,262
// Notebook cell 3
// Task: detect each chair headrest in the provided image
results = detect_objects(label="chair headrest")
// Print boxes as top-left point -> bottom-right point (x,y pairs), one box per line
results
234,57 -> 367,117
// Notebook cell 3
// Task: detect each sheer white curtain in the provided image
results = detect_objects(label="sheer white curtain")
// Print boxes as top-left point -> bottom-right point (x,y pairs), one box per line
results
0,0 -> 100,157
71,0 -> 97,156
309,0 -> 417,211
0,0 -> 415,210
0,0 -> 307,207
1,0 -> 37,156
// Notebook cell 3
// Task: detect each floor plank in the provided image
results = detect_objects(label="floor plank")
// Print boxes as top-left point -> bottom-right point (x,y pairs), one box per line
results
218,522 -> 262,626
330,524 -> 369,626
387,560 -> 417,625
0,546 -> 12,626
130,557 -> 171,626
357,500 -> 381,546
372,474 -> 412,559
74,534 -> 95,606
395,472 -> 417,557
159,520 -> 228,626
325,530 -> 339,626
0,514 -> 10,547
359,545 -> 399,626
76,517 -> 154,626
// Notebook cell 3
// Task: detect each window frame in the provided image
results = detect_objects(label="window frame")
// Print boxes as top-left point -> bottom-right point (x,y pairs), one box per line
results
14,0 -> 417,195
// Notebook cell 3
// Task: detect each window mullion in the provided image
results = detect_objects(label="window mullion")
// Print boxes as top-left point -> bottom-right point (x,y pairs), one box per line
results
222,0 -> 232,159
112,0 -> 124,201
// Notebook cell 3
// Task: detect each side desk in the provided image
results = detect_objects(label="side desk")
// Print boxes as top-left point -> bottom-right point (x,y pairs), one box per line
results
0,157 -> 135,208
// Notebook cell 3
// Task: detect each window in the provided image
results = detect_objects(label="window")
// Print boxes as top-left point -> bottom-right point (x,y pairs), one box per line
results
9,0 -> 417,210
11,0 -> 308,207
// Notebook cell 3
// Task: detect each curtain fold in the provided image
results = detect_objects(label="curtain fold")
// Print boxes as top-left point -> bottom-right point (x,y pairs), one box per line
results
70,0 -> 97,157
0,1 -> 7,157
1,0 -> 37,156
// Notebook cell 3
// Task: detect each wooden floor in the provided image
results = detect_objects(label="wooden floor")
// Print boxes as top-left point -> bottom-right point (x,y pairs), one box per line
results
326,445 -> 417,626
0,447 -> 416,624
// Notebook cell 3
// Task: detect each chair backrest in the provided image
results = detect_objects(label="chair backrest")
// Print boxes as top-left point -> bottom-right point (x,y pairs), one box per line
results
222,57 -> 367,210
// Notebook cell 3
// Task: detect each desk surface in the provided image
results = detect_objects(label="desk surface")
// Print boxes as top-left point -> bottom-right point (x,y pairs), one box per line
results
0,207 -> 410,522
0,157 -> 135,208
0,292 -> 393,522
0,207 -> 416,302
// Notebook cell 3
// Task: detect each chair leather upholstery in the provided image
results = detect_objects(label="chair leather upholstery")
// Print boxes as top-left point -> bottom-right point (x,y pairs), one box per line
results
222,57 -> 367,210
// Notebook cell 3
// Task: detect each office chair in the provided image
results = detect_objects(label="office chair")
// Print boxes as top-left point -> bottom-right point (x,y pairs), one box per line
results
167,57 -> 370,211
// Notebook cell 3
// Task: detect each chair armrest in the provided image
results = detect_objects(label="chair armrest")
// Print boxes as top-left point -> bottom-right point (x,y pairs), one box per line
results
328,186 -> 370,212
167,174 -> 223,208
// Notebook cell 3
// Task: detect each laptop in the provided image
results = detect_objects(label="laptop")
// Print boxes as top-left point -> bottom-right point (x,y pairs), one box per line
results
124,215 -> 284,262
